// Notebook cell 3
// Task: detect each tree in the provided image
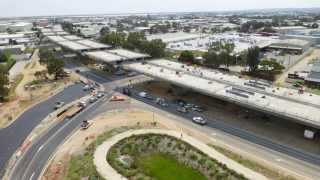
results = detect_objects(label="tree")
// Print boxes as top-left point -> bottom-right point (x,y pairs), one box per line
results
34,70 -> 48,80
246,46 -> 260,72
123,32 -> 146,50
311,23 -> 319,29
47,58 -> 65,79
206,41 -> 235,67
183,26 -> 191,33
61,22 -> 75,34
259,60 -> 285,73
0,65 -> 9,101
203,50 -> 221,68
39,48 -> 54,64
100,26 -> 110,36
261,27 -> 276,33
142,39 -> 166,58
0,51 -> 11,63
100,32 -> 126,47
178,51 -> 194,63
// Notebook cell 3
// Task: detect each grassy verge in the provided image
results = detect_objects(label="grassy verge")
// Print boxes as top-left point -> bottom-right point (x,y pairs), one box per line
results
8,74 -> 24,100
308,88 -> 320,95
138,153 -> 207,180
65,127 -> 131,180
209,144 -> 297,180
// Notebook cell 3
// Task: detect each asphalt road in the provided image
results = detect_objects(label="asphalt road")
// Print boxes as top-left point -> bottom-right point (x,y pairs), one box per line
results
0,83 -> 88,176
125,87 -> 320,166
10,93 -> 112,180
4,64 -> 320,179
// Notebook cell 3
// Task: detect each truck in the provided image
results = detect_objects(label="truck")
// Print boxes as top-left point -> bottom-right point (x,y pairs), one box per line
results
56,104 -> 84,121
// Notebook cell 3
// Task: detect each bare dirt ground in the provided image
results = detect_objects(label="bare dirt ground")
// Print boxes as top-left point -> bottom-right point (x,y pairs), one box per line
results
275,49 -> 320,86
42,109 -> 174,180
0,50 -> 80,128
135,81 -> 320,154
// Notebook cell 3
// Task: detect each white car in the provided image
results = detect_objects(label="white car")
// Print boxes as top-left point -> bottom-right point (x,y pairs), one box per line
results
97,93 -> 104,98
192,117 -> 207,125
138,92 -> 147,98
78,101 -> 87,107
83,85 -> 90,91
89,97 -> 97,103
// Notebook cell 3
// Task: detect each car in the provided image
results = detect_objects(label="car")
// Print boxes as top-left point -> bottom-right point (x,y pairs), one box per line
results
83,85 -> 90,91
156,98 -> 169,107
138,92 -> 147,98
54,101 -> 65,109
159,102 -> 169,107
115,70 -> 126,76
89,97 -> 97,103
174,99 -> 187,107
191,107 -> 204,112
65,70 -> 71,74
97,93 -> 104,98
192,117 -> 207,125
122,88 -> 131,96
78,101 -> 87,108
138,92 -> 153,100
184,103 -> 194,109
176,107 -> 188,113
89,84 -> 95,90
145,95 -> 154,100
81,120 -> 92,130
127,72 -> 138,77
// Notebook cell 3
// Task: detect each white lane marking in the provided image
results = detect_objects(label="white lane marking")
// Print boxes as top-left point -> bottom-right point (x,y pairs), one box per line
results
37,145 -> 44,153
276,158 -> 283,162
29,172 -> 35,180
211,133 -> 217,136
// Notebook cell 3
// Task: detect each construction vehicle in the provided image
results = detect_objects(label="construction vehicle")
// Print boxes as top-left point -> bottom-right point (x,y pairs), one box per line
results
56,104 -> 84,121
110,95 -> 126,101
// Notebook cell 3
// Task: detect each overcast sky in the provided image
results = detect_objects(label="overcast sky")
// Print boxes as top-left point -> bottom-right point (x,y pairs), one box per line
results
1,0 -> 320,17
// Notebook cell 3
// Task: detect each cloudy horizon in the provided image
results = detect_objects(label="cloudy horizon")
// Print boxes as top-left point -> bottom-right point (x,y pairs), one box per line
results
1,0 -> 320,18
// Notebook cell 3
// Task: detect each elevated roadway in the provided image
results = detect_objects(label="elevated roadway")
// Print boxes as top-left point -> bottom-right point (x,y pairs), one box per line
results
126,61 -> 320,129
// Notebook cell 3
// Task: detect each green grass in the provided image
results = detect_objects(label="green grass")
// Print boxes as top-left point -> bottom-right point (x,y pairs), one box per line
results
137,153 -> 207,180
65,127 -> 131,180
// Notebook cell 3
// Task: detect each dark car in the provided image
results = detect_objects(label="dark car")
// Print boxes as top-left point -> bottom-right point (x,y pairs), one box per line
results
156,98 -> 169,107
177,107 -> 188,113
115,70 -> 126,76
174,99 -> 187,107
122,88 -> 131,96
192,107 -> 204,112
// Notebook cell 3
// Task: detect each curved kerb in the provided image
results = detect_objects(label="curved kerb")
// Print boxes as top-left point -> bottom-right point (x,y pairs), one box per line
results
93,129 -> 267,180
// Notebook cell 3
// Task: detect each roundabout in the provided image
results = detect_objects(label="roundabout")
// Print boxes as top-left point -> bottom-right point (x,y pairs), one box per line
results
94,129 -> 267,180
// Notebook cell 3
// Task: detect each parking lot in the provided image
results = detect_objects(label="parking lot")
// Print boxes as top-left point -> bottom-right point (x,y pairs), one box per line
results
128,81 -> 320,154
